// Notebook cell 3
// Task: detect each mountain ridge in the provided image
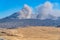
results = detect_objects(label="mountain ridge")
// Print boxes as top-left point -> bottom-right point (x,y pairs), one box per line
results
0,2 -> 60,28
3,3 -> 57,20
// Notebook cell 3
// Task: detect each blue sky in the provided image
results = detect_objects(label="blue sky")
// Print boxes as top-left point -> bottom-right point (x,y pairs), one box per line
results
0,0 -> 60,19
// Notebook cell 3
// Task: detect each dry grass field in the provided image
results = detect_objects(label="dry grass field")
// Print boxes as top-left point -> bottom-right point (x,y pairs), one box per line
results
0,26 -> 59,40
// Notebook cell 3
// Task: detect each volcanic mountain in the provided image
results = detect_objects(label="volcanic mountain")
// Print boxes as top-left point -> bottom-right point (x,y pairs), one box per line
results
0,2 -> 60,28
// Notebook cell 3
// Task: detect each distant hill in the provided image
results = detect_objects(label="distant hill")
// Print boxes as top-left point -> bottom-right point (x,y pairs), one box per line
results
0,18 -> 60,28
0,26 -> 59,40
0,4 -> 60,28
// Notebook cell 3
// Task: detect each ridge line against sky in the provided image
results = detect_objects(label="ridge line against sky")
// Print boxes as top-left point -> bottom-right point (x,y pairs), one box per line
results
0,0 -> 60,19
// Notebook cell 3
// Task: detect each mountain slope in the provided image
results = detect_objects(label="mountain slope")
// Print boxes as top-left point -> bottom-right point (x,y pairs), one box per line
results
3,3 -> 57,19
4,4 -> 32,19
0,19 -> 60,28
0,26 -> 59,40
0,2 -> 60,28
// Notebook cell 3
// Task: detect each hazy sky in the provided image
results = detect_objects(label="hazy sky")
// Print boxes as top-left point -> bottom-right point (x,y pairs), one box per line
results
0,0 -> 60,19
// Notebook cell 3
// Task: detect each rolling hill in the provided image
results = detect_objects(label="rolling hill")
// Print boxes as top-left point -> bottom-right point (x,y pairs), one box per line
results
0,26 -> 59,40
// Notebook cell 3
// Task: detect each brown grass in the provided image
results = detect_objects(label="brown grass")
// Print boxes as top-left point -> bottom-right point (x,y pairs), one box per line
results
0,26 -> 59,40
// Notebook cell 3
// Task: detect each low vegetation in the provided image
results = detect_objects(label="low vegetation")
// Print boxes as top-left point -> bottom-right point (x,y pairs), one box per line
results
0,26 -> 59,40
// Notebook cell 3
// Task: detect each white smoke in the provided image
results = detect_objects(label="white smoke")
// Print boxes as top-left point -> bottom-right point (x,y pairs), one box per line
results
36,1 -> 60,20
53,10 -> 60,17
17,1 -> 60,19
24,4 -> 32,18
19,4 -> 32,19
